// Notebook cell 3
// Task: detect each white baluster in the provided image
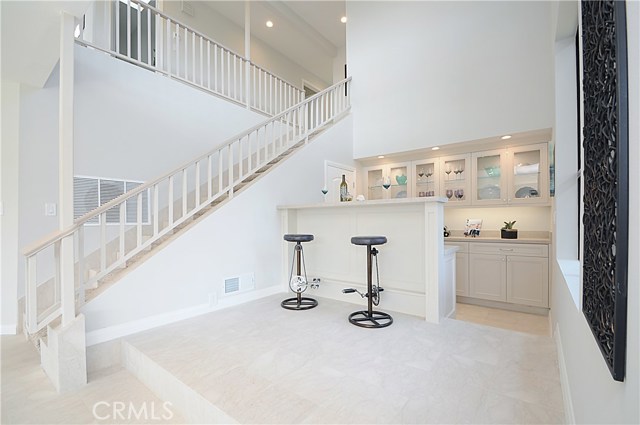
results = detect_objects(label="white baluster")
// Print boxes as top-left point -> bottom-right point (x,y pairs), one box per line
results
136,192 -> 142,247
119,202 -> 126,268
207,40 -> 211,90
182,168 -> 187,217
137,3 -> 141,61
207,155 -> 212,201
153,184 -> 159,236
26,255 -> 37,333
100,212 -> 107,271
77,226 -> 85,305
195,161 -> 201,207
168,175 -> 174,226
127,0 -> 131,57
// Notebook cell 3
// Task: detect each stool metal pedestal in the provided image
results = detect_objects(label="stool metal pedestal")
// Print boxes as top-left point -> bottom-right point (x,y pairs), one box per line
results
281,234 -> 318,310
343,236 -> 393,328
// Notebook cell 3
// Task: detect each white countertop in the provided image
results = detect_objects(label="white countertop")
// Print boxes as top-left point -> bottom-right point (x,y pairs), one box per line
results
278,197 -> 448,210
445,234 -> 551,245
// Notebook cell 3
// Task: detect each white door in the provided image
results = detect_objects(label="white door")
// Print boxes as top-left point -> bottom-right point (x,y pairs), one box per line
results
325,161 -> 356,203
469,253 -> 506,301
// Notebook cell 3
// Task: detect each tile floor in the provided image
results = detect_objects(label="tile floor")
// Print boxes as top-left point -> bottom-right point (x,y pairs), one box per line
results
1,296 -> 564,424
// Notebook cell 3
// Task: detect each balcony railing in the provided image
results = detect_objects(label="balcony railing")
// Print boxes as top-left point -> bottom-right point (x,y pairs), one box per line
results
77,0 -> 304,116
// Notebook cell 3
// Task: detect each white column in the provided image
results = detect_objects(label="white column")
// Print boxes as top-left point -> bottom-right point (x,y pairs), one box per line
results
244,0 -> 251,109
0,80 -> 20,335
59,12 -> 76,327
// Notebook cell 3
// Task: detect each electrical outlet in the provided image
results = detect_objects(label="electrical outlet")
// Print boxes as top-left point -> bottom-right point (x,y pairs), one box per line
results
312,278 -> 321,283
44,203 -> 57,216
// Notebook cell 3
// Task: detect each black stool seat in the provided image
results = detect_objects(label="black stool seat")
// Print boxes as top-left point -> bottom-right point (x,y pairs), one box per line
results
284,234 -> 314,243
351,236 -> 387,246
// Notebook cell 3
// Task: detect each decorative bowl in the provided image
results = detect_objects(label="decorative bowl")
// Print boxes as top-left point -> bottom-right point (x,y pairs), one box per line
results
484,166 -> 500,177
395,175 -> 407,185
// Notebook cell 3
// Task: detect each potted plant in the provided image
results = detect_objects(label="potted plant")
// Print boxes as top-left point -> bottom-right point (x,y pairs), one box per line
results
501,221 -> 518,239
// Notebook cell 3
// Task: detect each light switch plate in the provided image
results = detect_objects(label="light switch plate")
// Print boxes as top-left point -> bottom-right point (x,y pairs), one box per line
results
0,202 -> 4,216
45,203 -> 57,216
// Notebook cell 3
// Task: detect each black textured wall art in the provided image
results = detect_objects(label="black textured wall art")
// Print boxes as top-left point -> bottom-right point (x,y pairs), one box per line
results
580,0 -> 628,382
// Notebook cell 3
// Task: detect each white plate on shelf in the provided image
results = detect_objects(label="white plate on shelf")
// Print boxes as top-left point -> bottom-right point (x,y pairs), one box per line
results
478,185 -> 500,200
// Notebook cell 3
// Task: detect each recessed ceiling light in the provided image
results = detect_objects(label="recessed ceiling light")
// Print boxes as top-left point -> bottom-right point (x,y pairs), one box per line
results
432,146 -> 440,151
340,16 -> 348,24
266,20 -> 274,28
501,135 -> 512,140
378,155 -> 385,159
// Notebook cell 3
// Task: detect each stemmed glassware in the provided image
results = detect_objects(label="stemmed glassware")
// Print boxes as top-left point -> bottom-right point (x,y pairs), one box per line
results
446,189 -> 453,200
445,164 -> 452,180
321,187 -> 328,202
382,176 -> 391,190
454,189 -> 464,201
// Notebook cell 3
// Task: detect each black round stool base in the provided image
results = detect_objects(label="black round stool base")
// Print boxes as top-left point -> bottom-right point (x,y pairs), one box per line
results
281,297 -> 318,310
347,310 -> 393,328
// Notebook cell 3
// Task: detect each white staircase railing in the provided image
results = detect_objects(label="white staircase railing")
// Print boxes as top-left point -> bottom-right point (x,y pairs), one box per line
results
23,77 -> 351,336
77,0 -> 304,116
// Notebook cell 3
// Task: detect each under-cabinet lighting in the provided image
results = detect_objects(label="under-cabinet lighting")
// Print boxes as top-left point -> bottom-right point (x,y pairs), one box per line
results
341,16 -> 348,23
501,135 -> 512,140
266,20 -> 274,28
431,146 -> 440,151
378,155 -> 385,159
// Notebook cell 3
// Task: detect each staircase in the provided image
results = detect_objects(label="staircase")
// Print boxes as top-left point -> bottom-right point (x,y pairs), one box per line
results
23,77 -> 351,345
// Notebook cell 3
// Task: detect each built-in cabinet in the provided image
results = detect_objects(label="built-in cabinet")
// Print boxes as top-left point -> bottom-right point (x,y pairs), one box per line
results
472,143 -> 548,205
467,242 -> 549,308
363,142 -> 549,207
363,162 -> 410,200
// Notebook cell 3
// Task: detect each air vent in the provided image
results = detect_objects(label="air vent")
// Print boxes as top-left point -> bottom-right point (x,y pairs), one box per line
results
222,273 -> 255,296
224,277 -> 240,294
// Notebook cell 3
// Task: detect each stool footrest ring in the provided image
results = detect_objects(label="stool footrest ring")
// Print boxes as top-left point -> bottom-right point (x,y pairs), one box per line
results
281,297 -> 318,310
347,310 -> 393,328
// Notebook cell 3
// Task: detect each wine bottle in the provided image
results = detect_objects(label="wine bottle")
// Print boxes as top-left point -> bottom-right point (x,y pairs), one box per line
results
340,174 -> 348,201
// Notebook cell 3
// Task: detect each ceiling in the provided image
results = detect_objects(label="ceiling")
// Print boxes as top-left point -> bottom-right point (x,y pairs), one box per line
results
1,0 -> 345,88
199,1 -> 346,84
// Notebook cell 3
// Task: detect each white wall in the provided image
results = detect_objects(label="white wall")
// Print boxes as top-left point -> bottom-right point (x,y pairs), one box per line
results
80,114 -> 356,335
444,206 -> 551,234
1,79 -> 21,334
551,1 -> 639,423
346,1 -> 554,159
16,45 -> 269,297
161,1 -> 330,90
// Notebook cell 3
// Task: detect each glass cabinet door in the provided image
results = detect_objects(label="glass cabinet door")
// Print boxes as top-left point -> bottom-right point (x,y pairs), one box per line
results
508,144 -> 548,204
388,164 -> 409,199
440,154 -> 471,205
367,168 -> 384,200
472,149 -> 507,205
413,159 -> 439,198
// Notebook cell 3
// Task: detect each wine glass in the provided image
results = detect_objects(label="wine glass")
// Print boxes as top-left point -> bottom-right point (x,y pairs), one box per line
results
382,177 -> 391,190
458,161 -> 465,178
445,164 -> 452,179
321,187 -> 328,202
426,167 -> 433,179
446,189 -> 453,200
418,168 -> 425,178
455,189 -> 464,201
454,166 -> 461,179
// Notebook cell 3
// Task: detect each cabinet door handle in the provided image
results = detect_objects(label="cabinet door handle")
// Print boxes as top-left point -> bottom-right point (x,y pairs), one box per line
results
499,248 -> 514,251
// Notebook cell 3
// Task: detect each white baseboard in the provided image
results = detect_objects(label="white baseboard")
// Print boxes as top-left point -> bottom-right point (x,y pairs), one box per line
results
554,323 -> 576,424
1,324 -> 17,335
86,286 -> 283,346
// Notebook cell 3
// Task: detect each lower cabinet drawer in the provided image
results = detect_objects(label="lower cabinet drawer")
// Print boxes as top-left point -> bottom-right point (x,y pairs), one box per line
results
469,243 -> 548,257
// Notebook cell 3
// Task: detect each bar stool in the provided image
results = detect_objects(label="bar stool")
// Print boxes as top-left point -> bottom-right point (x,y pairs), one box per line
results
342,236 -> 393,328
281,234 -> 319,310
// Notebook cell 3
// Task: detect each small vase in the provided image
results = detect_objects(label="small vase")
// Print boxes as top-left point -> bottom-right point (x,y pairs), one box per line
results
501,229 -> 518,239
